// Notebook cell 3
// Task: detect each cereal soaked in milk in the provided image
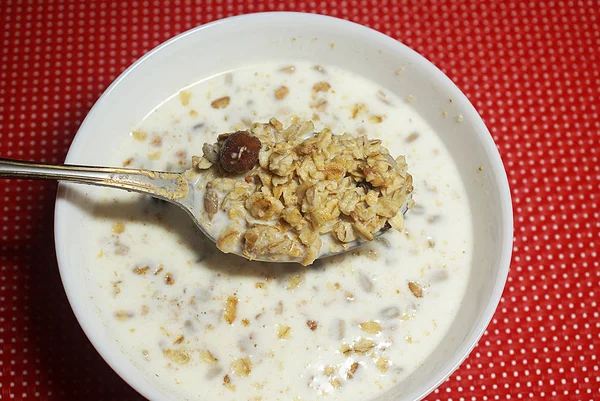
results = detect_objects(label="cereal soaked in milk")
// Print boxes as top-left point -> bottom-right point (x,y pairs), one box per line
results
86,61 -> 472,400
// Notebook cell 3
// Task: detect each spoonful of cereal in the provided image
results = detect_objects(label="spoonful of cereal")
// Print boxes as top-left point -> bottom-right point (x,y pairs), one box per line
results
0,119 -> 413,265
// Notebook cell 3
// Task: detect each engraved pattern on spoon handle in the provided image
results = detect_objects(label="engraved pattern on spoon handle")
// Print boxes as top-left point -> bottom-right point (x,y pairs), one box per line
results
0,158 -> 188,201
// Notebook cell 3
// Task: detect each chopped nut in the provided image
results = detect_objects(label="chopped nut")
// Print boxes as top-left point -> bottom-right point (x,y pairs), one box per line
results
274,86 -> 289,100
324,366 -> 335,376
306,320 -> 318,331
255,282 -> 266,289
331,379 -> 341,388
376,357 -> 388,373
279,65 -> 296,73
223,374 -> 236,391
252,382 -> 265,390
132,130 -> 147,141
224,296 -> 238,324
360,321 -> 382,334
133,266 -> 149,275
277,325 -> 291,339
286,274 -> 303,290
342,338 -> 376,355
163,348 -> 190,365
242,318 -> 250,327
408,281 -> 423,298
312,81 -> 331,93
200,350 -> 218,364
164,273 -> 175,285
114,310 -> 133,321
211,96 -> 230,109
150,135 -> 162,147
310,98 -> 327,111
178,90 -> 192,106
347,362 -> 359,379
192,155 -> 209,169
112,222 -> 125,234
232,357 -> 252,377
353,338 -> 376,354
173,335 -> 184,344
406,132 -> 420,143
154,265 -> 164,275
368,115 -> 383,124
350,103 -> 368,119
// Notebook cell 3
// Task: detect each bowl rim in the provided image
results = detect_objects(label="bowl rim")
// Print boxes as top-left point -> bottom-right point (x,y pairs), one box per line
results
54,11 -> 513,401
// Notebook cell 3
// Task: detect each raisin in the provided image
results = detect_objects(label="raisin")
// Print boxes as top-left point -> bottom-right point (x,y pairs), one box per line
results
218,131 -> 261,174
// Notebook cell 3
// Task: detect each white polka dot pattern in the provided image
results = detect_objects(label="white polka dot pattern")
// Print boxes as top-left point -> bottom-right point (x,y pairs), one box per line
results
0,1 -> 598,400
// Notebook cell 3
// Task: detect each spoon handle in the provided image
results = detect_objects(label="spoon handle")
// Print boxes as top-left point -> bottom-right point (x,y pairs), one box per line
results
0,158 -> 189,201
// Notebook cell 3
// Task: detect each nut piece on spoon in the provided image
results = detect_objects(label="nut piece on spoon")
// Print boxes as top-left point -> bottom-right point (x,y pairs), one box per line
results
218,131 -> 261,174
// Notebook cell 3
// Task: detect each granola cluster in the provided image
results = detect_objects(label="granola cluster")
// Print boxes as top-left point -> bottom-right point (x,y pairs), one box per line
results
192,119 -> 413,265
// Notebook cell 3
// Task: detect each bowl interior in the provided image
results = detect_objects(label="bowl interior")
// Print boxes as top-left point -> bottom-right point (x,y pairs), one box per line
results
55,12 -> 512,401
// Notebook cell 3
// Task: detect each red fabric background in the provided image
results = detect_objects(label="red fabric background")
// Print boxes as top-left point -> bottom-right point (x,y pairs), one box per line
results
0,1 -> 598,400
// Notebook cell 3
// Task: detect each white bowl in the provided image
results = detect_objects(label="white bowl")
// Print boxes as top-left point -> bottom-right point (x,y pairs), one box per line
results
54,12 -> 513,401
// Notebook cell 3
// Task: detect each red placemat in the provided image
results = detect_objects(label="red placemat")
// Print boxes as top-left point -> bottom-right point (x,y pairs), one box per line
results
1,1 -> 598,400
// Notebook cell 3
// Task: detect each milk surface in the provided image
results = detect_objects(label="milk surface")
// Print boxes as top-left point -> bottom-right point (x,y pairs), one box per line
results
82,61 -> 472,401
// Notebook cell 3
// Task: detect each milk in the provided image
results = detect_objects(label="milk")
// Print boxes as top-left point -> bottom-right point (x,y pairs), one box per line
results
83,61 -> 472,401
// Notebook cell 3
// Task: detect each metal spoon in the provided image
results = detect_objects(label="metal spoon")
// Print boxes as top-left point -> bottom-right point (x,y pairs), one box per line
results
0,157 -> 407,262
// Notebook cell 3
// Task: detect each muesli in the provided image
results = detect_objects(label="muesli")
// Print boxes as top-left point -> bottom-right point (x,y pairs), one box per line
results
189,120 -> 413,265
